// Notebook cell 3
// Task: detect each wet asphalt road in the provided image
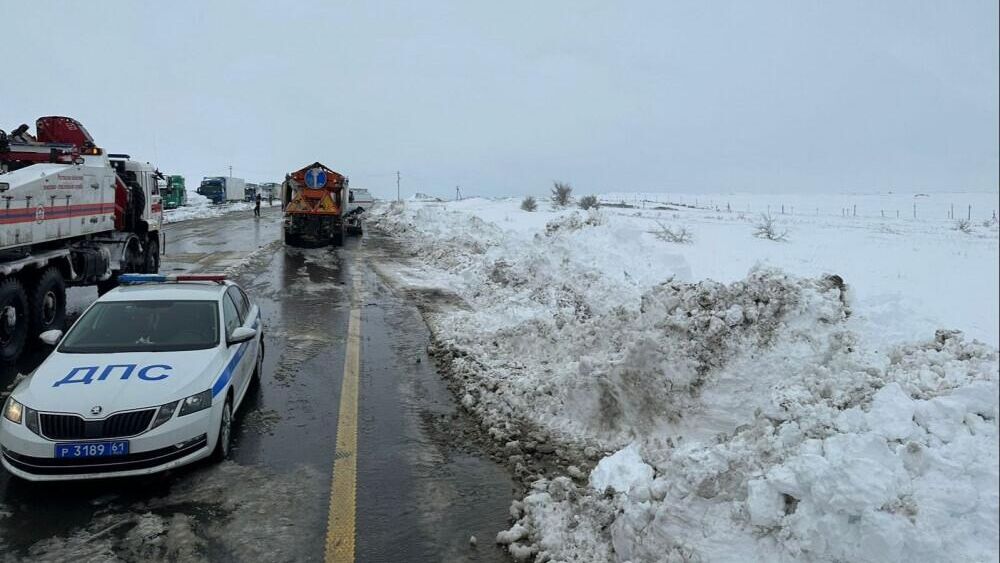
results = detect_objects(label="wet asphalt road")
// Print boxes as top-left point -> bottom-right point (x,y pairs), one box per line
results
0,206 -> 514,562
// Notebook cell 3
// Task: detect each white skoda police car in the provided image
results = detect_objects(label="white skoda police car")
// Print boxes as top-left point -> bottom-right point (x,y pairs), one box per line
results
0,274 -> 263,481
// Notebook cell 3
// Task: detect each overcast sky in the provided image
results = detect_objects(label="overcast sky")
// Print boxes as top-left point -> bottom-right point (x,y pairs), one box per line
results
5,1 -> 998,199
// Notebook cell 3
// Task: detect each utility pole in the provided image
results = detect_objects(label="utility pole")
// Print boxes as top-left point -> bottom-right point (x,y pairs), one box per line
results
228,165 -> 233,179
396,171 -> 401,202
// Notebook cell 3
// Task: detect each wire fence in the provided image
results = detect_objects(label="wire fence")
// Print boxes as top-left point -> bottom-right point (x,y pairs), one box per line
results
597,192 -> 999,226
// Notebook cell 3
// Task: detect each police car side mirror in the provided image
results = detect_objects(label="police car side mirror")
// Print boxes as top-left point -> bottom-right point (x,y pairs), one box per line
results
228,327 -> 257,345
39,330 -> 63,346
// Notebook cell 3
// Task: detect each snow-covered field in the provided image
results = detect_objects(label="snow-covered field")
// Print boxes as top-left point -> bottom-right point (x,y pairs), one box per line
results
369,193 -> 999,563
162,191 -> 253,223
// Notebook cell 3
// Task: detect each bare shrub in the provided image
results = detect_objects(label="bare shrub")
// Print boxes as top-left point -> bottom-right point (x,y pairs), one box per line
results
653,222 -> 694,244
552,181 -> 573,207
521,196 -> 537,212
754,213 -> 788,241
545,211 -> 603,235
578,195 -> 599,210
954,219 -> 973,233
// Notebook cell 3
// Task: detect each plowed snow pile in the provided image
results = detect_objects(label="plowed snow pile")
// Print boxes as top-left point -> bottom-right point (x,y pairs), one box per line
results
162,191 -> 254,223
369,197 -> 999,563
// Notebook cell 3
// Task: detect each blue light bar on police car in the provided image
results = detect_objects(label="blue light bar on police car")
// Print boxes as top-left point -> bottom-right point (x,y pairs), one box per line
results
118,274 -> 227,284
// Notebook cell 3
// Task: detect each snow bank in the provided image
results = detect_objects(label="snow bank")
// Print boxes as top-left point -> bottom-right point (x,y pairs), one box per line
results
162,190 -> 253,224
369,197 -> 999,563
589,443 -> 653,494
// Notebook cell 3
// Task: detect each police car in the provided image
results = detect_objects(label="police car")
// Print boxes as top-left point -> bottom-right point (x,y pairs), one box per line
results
0,274 -> 263,481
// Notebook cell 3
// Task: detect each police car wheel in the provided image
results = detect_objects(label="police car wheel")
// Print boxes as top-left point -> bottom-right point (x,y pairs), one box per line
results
0,278 -> 29,364
254,345 -> 264,382
211,398 -> 233,461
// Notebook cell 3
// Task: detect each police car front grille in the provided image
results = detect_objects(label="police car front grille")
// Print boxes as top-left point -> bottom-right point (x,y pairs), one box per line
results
39,410 -> 156,440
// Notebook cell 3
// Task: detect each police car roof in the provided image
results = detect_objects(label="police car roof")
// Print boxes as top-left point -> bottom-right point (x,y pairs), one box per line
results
100,282 -> 230,302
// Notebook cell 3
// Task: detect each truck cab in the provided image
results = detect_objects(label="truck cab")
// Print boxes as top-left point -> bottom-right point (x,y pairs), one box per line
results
108,155 -> 163,233
244,184 -> 259,202
162,175 -> 187,209
197,177 -> 227,204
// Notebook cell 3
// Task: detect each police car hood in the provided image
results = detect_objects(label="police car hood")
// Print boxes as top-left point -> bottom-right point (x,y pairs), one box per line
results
18,349 -> 226,414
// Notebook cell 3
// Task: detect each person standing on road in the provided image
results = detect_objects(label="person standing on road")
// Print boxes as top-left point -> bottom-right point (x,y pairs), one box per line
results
254,193 -> 262,218
268,191 -> 274,207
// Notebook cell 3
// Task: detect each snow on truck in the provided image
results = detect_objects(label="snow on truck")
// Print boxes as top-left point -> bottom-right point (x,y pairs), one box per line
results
281,162 -> 349,246
0,117 -> 162,363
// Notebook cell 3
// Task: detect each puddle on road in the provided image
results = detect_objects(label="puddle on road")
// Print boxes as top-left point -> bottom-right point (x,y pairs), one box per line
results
240,408 -> 282,436
357,259 -> 515,563
240,247 -> 350,388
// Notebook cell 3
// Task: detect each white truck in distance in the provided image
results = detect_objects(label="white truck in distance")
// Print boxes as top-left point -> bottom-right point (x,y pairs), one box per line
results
0,116 -> 162,363
345,187 -> 373,235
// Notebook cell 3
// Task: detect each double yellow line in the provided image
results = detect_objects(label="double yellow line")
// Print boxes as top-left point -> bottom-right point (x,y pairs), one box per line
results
325,256 -> 363,563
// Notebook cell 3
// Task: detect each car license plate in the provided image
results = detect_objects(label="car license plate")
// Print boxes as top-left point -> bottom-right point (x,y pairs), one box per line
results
54,441 -> 130,459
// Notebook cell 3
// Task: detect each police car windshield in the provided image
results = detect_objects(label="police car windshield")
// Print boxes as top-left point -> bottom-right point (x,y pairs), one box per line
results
59,300 -> 219,353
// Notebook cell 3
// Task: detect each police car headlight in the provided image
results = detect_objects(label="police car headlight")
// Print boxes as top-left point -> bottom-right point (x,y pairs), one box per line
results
178,390 -> 212,416
150,401 -> 179,429
3,397 -> 23,424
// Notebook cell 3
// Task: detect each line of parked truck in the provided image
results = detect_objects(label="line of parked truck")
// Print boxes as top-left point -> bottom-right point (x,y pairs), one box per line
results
0,115 -> 375,364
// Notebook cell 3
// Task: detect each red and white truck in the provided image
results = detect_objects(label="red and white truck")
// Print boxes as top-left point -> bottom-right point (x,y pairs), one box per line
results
0,116 -> 162,362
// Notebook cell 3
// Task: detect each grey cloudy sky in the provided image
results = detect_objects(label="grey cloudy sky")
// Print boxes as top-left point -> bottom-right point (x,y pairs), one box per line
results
4,1 -> 998,199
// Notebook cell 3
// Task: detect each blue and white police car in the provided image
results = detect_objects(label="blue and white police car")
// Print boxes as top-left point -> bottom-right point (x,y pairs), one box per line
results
0,274 -> 263,481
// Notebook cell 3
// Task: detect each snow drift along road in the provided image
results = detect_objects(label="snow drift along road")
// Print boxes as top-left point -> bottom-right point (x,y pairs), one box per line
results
162,190 -> 254,224
369,198 -> 999,563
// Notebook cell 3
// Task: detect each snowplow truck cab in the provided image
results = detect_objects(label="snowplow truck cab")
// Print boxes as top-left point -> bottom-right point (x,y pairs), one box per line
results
282,162 -> 347,246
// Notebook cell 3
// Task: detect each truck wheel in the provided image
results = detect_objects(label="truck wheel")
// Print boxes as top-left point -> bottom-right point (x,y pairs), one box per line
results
28,267 -> 66,337
144,238 -> 160,273
0,278 -> 30,364
124,238 -> 144,274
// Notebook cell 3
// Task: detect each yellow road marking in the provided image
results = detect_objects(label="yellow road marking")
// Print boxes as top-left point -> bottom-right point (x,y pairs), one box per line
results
325,258 -> 363,563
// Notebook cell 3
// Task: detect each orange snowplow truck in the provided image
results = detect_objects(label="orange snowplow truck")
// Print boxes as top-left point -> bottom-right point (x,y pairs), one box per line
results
281,162 -> 348,246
